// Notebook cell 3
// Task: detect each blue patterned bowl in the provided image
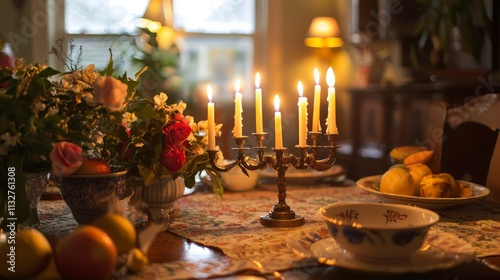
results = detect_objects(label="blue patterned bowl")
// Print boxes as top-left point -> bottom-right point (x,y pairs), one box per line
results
53,170 -> 129,224
318,202 -> 439,262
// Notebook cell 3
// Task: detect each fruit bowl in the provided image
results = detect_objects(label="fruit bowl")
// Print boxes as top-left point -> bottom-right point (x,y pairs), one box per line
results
53,170 -> 130,224
318,202 -> 439,262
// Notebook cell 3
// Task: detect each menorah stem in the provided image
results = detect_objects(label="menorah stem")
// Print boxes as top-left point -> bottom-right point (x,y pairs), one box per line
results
260,149 -> 305,227
274,165 -> 290,212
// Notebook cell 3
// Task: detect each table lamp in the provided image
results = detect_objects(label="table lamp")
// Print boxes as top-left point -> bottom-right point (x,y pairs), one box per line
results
141,0 -> 173,33
304,17 -> 343,48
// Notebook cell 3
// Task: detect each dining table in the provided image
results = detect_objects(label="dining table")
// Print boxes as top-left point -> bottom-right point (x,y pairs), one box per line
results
38,173 -> 500,280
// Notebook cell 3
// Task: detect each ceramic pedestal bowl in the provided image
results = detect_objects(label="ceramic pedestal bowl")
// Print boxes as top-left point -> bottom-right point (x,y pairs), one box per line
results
53,170 -> 131,224
318,202 -> 439,262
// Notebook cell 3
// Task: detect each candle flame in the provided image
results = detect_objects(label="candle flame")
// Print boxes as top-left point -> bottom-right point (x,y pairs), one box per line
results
274,95 -> 280,112
314,68 -> 320,85
235,79 -> 241,92
207,85 -> 213,102
326,67 -> 335,87
255,72 -> 260,88
298,81 -> 303,97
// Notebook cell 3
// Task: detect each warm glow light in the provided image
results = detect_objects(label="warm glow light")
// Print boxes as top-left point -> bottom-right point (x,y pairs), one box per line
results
255,73 -> 260,88
298,81 -> 304,97
314,68 -> 320,85
305,17 -> 343,48
207,85 -> 213,102
326,67 -> 335,87
274,95 -> 280,112
235,79 -> 241,92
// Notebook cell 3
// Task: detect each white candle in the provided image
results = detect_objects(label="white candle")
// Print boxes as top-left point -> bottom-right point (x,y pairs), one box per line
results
207,86 -> 216,150
297,81 -> 308,147
274,95 -> 283,149
326,67 -> 338,135
233,79 -> 243,137
255,73 -> 263,134
312,68 -> 322,132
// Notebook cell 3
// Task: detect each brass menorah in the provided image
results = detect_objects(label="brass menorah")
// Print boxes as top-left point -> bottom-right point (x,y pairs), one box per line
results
208,132 -> 339,227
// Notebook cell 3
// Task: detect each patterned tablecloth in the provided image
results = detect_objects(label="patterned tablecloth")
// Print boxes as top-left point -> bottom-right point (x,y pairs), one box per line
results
38,180 -> 500,279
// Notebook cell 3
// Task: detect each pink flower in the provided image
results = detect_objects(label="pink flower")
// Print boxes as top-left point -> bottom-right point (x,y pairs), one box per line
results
93,76 -> 128,111
159,147 -> 186,173
49,141 -> 83,177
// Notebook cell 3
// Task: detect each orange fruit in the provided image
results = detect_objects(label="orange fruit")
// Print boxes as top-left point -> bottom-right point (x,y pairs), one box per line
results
0,229 -> 52,279
380,165 -> 417,196
403,150 -> 434,165
73,157 -> 112,175
55,226 -> 117,280
389,146 -> 428,162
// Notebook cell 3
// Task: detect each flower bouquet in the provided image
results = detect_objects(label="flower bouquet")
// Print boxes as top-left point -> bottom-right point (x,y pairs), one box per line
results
0,57 -> 65,227
118,91 -> 224,197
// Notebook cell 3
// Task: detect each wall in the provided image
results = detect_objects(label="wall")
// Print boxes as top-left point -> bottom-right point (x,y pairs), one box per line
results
251,0 -> 354,153
0,0 -> 51,64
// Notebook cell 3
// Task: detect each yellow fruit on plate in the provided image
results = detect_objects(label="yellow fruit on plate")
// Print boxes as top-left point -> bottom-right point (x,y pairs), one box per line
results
92,213 -> 137,254
407,163 -> 432,186
389,146 -> 428,162
380,165 -> 417,196
73,157 -> 111,175
403,150 -> 434,165
436,173 -> 460,197
0,229 -> 52,279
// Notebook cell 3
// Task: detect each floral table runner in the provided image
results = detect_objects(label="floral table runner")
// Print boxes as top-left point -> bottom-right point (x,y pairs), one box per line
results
38,181 -> 500,279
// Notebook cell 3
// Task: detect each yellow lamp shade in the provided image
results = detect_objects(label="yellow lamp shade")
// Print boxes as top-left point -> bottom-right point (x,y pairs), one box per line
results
305,17 -> 343,48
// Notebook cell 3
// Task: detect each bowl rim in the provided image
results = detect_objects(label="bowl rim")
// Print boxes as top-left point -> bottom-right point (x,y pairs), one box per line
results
317,202 -> 440,229
53,169 -> 127,179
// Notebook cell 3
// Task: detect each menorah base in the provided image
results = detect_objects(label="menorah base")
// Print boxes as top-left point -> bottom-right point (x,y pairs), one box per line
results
260,211 -> 305,227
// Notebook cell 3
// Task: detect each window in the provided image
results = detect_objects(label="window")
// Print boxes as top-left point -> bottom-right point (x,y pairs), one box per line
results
55,0 -> 255,103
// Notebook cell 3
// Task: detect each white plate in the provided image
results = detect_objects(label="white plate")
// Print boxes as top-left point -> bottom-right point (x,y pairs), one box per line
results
259,165 -> 345,185
284,228 -> 475,274
356,175 -> 490,209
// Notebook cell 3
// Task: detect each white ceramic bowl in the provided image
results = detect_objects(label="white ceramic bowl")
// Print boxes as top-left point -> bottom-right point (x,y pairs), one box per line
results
318,202 -> 439,262
219,159 -> 259,191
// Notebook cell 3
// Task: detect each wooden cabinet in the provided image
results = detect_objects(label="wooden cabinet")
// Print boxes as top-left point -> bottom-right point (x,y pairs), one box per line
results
346,81 -> 486,179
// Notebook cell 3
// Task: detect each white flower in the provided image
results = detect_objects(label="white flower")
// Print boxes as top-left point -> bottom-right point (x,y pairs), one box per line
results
1,132 -> 21,147
153,92 -> 168,110
171,101 -> 187,114
122,112 -> 137,125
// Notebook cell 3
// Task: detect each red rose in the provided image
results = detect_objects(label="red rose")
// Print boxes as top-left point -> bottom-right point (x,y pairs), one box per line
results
159,147 -> 186,173
162,113 -> 192,149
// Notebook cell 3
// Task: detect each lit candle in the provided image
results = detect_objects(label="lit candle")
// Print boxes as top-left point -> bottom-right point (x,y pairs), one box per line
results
297,81 -> 308,147
233,79 -> 243,137
326,67 -> 338,134
274,95 -> 283,149
207,85 -> 216,150
255,73 -> 264,134
312,68 -> 322,132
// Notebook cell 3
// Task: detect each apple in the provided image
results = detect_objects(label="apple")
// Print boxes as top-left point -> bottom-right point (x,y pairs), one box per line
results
73,157 -> 112,175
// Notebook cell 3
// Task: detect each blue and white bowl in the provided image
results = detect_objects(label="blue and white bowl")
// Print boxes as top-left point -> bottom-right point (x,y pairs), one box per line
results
318,202 -> 439,262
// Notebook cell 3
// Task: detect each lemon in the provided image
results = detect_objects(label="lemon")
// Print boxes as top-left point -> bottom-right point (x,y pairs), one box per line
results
407,163 -> 432,185
380,165 -> 416,196
0,229 -> 52,279
92,213 -> 136,254
128,248 -> 149,272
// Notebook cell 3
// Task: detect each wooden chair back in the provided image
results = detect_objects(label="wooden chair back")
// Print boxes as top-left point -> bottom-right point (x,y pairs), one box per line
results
426,93 -> 500,203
